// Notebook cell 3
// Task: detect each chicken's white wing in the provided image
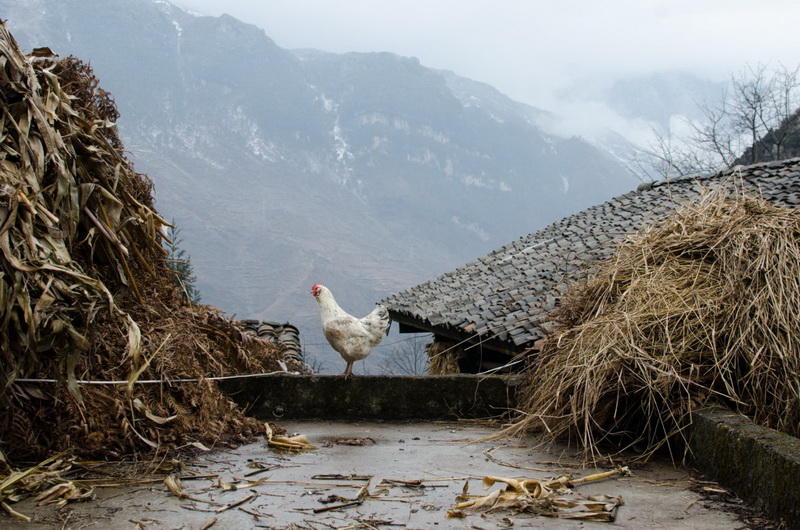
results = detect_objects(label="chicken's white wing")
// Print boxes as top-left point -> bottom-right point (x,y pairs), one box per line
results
323,316 -> 375,360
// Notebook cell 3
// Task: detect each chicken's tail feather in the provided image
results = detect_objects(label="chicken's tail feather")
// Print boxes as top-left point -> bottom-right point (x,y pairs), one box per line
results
366,303 -> 392,336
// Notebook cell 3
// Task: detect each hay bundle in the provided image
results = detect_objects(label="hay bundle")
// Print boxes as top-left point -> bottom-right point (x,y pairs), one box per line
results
426,340 -> 460,375
0,23 -> 299,461
508,190 -> 800,461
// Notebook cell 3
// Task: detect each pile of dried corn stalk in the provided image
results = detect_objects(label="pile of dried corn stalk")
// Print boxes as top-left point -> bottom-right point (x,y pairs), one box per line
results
450,467 -> 629,522
0,22 -> 300,462
508,191 -> 800,461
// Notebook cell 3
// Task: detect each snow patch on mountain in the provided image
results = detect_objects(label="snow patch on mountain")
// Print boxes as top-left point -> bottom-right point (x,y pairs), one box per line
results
229,106 -> 282,162
407,148 -> 436,165
453,93 -> 481,109
419,125 -> 450,144
462,174 -> 490,189
320,93 -> 335,113
443,159 -> 454,177
167,124 -> 224,169
393,119 -> 410,131
462,174 -> 512,192
332,120 -> 353,163
359,112 -> 389,126
488,112 -> 505,123
371,136 -> 388,151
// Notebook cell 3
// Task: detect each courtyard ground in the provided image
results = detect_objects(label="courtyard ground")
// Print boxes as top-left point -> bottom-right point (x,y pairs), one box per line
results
4,420 -> 758,529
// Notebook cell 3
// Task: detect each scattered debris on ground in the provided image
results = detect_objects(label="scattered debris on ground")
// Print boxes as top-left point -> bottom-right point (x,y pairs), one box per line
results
0,450 -> 203,522
689,476 -> 789,530
452,467 -> 629,522
1,422 -> 759,528
265,424 -> 317,452
0,452 -> 77,522
507,191 -> 800,461
323,437 -> 377,447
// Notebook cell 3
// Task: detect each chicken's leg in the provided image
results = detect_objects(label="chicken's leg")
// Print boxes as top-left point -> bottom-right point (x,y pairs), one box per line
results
342,360 -> 353,378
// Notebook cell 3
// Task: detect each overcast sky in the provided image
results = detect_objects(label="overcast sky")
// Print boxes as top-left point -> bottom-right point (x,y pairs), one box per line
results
174,0 -> 800,110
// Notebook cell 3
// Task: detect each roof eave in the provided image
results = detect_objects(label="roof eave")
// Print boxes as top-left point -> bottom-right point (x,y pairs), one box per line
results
389,310 -> 523,357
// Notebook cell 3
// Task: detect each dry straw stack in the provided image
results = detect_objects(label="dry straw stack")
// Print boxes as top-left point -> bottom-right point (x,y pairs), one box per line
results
0,22 -> 299,461
507,190 -> 800,462
426,340 -> 460,375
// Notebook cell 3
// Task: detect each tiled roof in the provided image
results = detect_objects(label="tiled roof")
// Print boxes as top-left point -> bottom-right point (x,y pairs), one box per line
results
383,158 -> 800,351
241,320 -> 304,365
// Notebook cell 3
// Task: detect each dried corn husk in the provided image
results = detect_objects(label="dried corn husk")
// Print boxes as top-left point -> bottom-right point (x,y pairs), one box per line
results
456,467 -> 629,521
265,423 -> 316,452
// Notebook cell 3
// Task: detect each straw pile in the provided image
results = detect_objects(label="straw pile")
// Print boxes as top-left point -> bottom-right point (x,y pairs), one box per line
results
507,190 -> 800,461
426,340 -> 460,375
0,23 -> 301,462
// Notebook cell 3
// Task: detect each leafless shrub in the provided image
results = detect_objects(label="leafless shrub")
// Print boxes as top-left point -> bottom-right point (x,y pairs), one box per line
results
634,63 -> 800,179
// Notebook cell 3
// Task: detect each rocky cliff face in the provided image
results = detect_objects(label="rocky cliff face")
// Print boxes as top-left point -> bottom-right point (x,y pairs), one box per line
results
3,0 -> 636,369
735,109 -> 800,166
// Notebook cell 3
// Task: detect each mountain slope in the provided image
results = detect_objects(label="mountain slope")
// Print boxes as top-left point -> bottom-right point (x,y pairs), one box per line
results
561,71 -> 726,133
3,0 -> 636,370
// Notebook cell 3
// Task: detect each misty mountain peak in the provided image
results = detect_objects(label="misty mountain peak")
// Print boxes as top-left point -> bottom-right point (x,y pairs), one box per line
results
3,0 -> 637,370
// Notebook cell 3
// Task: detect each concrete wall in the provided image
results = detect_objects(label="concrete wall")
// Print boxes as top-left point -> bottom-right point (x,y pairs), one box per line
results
218,374 -> 519,420
689,407 -> 800,528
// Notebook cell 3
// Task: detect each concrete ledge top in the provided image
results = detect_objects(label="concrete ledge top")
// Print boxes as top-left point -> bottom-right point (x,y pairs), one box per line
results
246,374 -> 523,381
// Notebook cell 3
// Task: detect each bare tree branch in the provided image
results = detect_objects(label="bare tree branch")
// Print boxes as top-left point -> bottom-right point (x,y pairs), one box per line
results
378,336 -> 429,375
631,62 -> 800,179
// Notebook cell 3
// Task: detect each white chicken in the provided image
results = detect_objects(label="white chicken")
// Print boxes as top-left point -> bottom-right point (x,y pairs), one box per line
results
310,283 -> 391,376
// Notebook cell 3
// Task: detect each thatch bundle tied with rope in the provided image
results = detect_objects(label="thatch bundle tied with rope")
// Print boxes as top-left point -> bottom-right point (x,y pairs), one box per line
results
0,22 -> 299,462
506,190 -> 800,461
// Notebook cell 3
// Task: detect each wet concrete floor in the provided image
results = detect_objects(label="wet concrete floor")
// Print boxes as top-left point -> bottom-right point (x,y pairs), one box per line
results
8,421 -> 743,529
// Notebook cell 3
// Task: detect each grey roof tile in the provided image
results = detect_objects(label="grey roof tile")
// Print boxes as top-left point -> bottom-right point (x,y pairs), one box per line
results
384,159 -> 800,351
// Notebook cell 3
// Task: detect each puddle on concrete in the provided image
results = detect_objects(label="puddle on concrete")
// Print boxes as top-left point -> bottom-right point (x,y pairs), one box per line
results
5,421 -> 744,529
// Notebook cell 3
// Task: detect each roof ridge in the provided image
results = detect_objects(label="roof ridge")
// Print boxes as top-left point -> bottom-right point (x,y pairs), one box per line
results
645,157 -> 800,190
